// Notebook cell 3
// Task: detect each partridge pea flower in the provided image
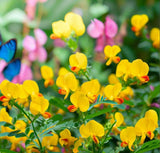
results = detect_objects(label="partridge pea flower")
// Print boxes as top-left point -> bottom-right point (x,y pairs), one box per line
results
51,12 -> 85,39
135,109 -> 158,144
64,12 -> 85,36
110,112 -> 125,135
120,127 -> 136,151
0,80 -> 19,108
116,59 -> 149,84
150,28 -> 160,48
79,120 -> 104,144
59,129 -> 77,147
104,83 -> 123,104
73,138 -> 84,153
69,79 -> 100,112
51,20 -> 71,39
69,52 -> 87,73
131,14 -> 149,36
41,65 -> 54,88
42,132 -> 59,152
56,72 -> 78,99
104,45 -> 121,66
30,94 -> 51,118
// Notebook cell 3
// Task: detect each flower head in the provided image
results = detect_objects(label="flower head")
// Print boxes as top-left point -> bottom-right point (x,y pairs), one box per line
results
59,129 -> 77,147
56,72 -> 78,99
150,28 -> 160,48
23,28 -> 47,62
80,120 -> 104,144
120,127 -> 136,151
104,45 -> 121,65
41,65 -> 54,88
131,14 -> 149,36
69,52 -> 87,73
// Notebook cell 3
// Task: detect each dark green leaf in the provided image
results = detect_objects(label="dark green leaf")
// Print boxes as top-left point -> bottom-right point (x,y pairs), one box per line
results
86,108 -> 112,120
135,139 -> 160,153
0,149 -> 17,153
0,121 -> 15,129
25,127 -> 30,135
25,139 -> 31,146
15,132 -> 26,138
49,98 -> 68,112
53,120 -> 76,130
8,130 -> 21,136
29,132 -> 35,139
49,114 -> 63,122
149,84 -> 160,102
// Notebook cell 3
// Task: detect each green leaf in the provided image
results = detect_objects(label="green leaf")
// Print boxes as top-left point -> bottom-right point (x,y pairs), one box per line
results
25,127 -> 30,135
29,132 -> 35,139
53,120 -> 76,130
123,100 -> 134,106
89,3 -> 109,18
0,121 -> 15,129
49,97 -> 68,112
0,132 -> 9,137
88,100 -> 117,111
0,149 -> 17,153
25,139 -> 31,147
15,132 -> 26,138
49,114 -> 63,122
148,84 -> 160,102
86,108 -> 112,120
134,139 -> 160,153
8,130 -> 21,136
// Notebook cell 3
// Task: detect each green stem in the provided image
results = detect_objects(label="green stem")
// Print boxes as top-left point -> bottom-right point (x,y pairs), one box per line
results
92,141 -> 96,153
13,102 -> 43,152
84,72 -> 91,81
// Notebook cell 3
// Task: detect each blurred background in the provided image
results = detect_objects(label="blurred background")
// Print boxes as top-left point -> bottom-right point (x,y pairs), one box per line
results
0,0 -> 159,84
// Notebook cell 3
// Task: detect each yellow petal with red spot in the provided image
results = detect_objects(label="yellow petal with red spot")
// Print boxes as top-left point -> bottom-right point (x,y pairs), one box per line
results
120,126 -> 136,151
150,28 -> 160,48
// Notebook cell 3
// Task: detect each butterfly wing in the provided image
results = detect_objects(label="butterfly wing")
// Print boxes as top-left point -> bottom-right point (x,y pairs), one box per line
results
0,39 -> 17,62
3,59 -> 21,81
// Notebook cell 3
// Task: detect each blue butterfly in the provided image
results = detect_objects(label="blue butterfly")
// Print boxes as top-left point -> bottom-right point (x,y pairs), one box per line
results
0,36 -> 21,81
3,59 -> 21,81
0,38 -> 17,62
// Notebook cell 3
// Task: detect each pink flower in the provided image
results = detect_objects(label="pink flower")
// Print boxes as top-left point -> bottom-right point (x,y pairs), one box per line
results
87,19 -> 104,38
12,63 -> 33,84
23,28 -> 47,62
25,0 -> 47,20
0,60 -> 7,83
87,16 -> 118,52
53,38 -> 66,47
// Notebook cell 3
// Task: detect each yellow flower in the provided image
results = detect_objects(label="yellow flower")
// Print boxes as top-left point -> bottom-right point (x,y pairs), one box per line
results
58,67 -> 69,76
42,132 -> 59,152
69,52 -> 87,73
131,14 -> 149,36
70,79 -> 100,112
64,12 -> 85,36
135,109 -> 158,144
130,59 -> 149,83
110,112 -> 125,135
144,109 -> 158,128
41,65 -> 54,88
56,72 -> 78,99
22,80 -> 39,96
30,94 -> 50,118
51,20 -> 71,39
73,137 -> 84,153
135,117 -> 157,144
104,83 -> 123,104
116,59 -> 131,81
120,127 -> 136,151
108,73 -> 119,84
104,45 -> 121,66
59,129 -> 77,147
116,59 -> 149,84
79,120 -> 104,144
150,28 -> 160,48
0,80 -> 19,108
